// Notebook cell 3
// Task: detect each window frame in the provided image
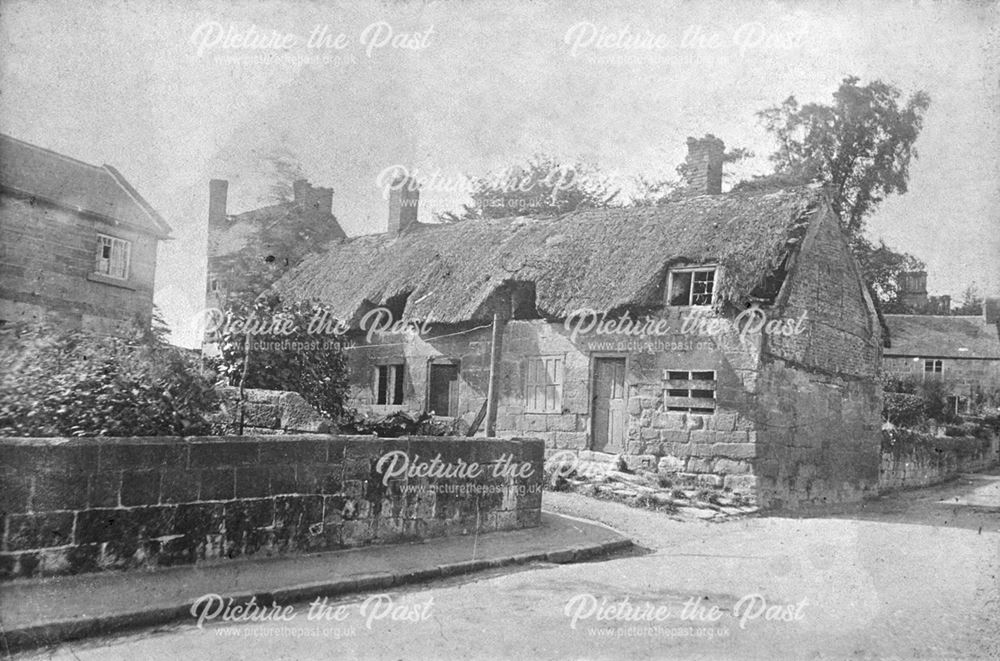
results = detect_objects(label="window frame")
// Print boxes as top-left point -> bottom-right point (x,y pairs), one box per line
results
923,359 -> 943,378
666,265 -> 718,307
94,233 -> 131,281
374,363 -> 405,406
524,355 -> 564,413
663,369 -> 717,413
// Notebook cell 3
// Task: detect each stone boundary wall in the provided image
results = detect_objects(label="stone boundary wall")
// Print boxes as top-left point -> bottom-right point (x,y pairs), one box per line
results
213,387 -> 333,434
879,430 -> 997,491
0,435 -> 543,581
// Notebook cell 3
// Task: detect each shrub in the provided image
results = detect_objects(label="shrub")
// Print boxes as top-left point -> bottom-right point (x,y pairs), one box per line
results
0,324 -> 218,437
216,294 -> 348,422
338,409 -> 462,437
883,392 -> 924,427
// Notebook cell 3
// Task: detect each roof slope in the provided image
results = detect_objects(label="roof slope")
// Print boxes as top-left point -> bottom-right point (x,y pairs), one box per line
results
0,133 -> 171,237
273,186 -> 824,324
884,315 -> 1000,359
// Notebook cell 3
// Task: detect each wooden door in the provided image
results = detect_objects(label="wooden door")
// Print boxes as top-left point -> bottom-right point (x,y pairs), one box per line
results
592,357 -> 626,452
428,364 -> 459,416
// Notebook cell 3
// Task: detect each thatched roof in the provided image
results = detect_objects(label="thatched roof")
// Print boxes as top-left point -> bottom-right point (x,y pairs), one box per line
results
883,315 -> 1000,359
272,186 -> 826,324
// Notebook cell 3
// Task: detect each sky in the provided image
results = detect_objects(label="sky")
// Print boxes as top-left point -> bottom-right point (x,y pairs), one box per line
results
1,0 -> 998,347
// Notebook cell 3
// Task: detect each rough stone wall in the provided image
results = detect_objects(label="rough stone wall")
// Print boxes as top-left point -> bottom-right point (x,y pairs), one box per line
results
879,430 -> 996,491
753,205 -> 883,509
213,387 -> 334,434
0,435 -> 543,580
884,356 -> 1000,407
0,194 -> 158,331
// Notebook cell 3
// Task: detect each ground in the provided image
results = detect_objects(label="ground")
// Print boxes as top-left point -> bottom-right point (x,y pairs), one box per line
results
15,470 -> 1000,661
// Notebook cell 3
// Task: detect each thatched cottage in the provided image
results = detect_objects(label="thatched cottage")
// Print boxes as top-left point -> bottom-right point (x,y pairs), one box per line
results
272,137 -> 884,509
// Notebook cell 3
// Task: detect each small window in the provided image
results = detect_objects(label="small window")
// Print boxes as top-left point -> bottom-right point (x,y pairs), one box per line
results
94,234 -> 131,280
668,267 -> 716,306
525,356 -> 563,413
663,369 -> 717,413
375,364 -> 405,405
923,359 -> 943,375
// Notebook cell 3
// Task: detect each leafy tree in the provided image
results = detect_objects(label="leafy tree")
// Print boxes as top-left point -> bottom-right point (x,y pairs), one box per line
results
751,76 -> 930,238
853,239 -> 925,312
434,155 -> 617,221
216,293 -> 349,422
952,284 -> 984,315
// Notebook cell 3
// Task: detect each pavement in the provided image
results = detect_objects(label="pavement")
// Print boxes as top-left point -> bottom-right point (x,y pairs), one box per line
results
0,512 -> 632,653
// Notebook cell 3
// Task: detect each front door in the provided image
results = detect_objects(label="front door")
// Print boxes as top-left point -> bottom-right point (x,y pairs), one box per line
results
592,357 -> 626,453
428,363 -> 459,416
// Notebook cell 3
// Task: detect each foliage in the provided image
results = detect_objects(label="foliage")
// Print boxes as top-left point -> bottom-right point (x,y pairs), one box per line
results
952,284 -> 984,315
882,392 -> 925,428
338,409 -> 462,437
882,376 -> 960,426
853,238 -> 925,311
882,427 -> 990,459
0,324 -> 218,437
216,293 -> 348,421
434,154 -> 617,221
751,76 -> 930,239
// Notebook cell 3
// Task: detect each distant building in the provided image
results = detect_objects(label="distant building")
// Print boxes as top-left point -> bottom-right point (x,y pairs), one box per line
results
883,299 -> 1000,414
897,271 -> 952,315
203,178 -> 346,353
0,134 -> 171,333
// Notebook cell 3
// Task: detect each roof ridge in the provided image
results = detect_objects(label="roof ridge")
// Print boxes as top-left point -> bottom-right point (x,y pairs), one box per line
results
0,133 -> 106,173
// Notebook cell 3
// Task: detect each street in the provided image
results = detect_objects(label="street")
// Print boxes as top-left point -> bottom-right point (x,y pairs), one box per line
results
17,470 -> 1000,660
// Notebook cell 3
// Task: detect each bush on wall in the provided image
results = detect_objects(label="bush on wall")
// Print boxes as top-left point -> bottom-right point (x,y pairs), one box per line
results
0,323 -> 219,437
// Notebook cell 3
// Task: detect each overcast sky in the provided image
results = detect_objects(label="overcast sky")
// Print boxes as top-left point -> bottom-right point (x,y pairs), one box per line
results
2,0 -> 997,346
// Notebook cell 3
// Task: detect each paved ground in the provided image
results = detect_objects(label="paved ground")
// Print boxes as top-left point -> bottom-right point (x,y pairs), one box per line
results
11,470 -> 1000,660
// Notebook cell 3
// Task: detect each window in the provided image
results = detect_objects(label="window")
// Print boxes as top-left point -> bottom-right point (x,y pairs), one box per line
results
923,359 -> 943,378
428,363 -> 459,416
668,267 -> 716,306
525,356 -> 563,413
94,234 -> 131,280
663,369 -> 716,413
375,364 -> 405,405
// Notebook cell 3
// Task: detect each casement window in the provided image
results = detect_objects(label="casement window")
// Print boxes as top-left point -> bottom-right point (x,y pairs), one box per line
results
375,364 -> 405,405
94,234 -> 131,280
667,267 -> 716,306
663,369 -> 716,413
923,359 -> 943,376
525,356 -> 563,413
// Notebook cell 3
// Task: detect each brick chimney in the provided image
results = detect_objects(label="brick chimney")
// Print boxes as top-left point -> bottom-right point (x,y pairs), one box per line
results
680,134 -> 725,196
292,179 -> 333,219
388,175 -> 419,235
899,271 -> 928,310
209,179 -> 228,227
985,297 -> 1000,325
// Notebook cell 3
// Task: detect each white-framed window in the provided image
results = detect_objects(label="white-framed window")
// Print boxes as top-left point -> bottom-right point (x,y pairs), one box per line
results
667,266 -> 716,306
525,356 -> 563,413
663,369 -> 716,413
94,234 -> 131,280
375,363 -> 405,405
923,359 -> 943,376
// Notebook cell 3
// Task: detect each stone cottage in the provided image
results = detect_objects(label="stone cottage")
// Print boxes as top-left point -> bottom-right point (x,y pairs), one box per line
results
0,133 -> 171,332
269,137 -> 885,509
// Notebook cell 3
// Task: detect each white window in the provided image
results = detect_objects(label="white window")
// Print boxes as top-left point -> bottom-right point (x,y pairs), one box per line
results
663,369 -> 716,413
94,234 -> 131,280
375,364 -> 405,405
667,267 -> 716,306
923,359 -> 943,376
525,356 -> 563,413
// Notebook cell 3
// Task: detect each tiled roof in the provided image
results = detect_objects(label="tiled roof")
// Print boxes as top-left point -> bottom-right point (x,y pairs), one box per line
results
273,186 -> 825,324
0,134 -> 171,237
884,314 -> 1000,359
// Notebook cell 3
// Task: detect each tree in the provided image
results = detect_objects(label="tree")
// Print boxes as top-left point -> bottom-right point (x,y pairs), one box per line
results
434,154 -> 617,222
254,143 -> 306,204
952,284 -> 984,315
854,239 -> 925,312
753,76 -> 930,239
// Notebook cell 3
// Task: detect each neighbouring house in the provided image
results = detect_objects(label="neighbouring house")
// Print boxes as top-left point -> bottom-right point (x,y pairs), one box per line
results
0,133 -> 171,333
203,177 -> 346,354
269,136 -> 885,509
883,299 -> 1000,414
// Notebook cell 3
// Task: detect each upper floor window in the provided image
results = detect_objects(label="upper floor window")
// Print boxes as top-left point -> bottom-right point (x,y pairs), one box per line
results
95,234 -> 131,280
667,267 -> 716,306
924,359 -> 943,375
525,356 -> 563,413
375,363 -> 405,405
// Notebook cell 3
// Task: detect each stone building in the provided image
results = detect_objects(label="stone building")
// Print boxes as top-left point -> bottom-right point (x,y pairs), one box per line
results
0,134 -> 171,332
883,300 -> 1000,414
270,137 -> 885,509
203,177 -> 346,353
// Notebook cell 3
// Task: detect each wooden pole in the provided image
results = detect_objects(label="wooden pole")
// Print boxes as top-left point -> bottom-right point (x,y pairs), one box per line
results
484,300 -> 507,437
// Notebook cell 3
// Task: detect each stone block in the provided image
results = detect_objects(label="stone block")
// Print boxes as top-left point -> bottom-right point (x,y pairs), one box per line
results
694,474 -> 724,488
713,459 -> 752,474
627,399 -> 642,415
664,412 -> 687,430
200,468 -> 235,501
724,475 -> 758,493
189,441 -> 260,468
686,457 -> 713,473
554,431 -> 588,449
710,443 -> 757,459
657,455 -> 685,473
279,392 -> 332,432
711,413 -> 737,432
33,471 -> 89,511
622,454 -> 657,471
689,430 -> 714,445
121,470 -> 161,507
5,511 -> 76,551
659,430 -> 690,445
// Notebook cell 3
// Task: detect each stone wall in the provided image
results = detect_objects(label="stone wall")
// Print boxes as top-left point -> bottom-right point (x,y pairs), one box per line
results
214,387 -> 334,434
879,430 -> 997,491
0,194 -> 158,332
0,435 -> 543,581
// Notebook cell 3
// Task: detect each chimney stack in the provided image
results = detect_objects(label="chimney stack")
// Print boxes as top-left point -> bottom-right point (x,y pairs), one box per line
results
388,175 -> 419,235
985,297 -> 1000,325
899,271 -> 928,310
209,179 -> 229,227
293,179 -> 333,219
681,135 -> 725,196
